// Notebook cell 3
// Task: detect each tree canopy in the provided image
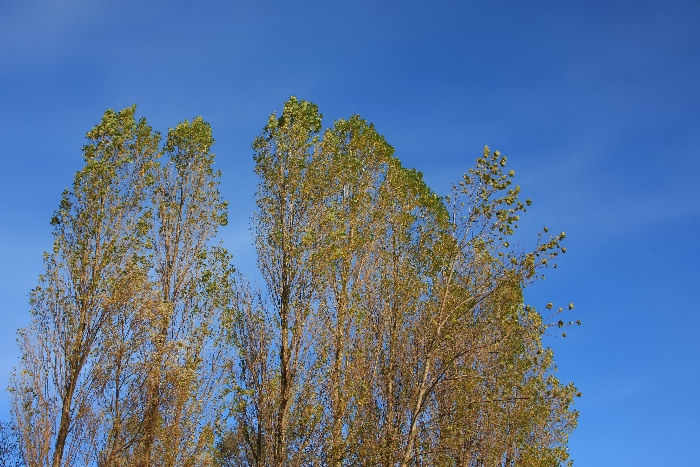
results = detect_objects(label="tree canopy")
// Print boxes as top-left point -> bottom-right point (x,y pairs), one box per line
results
9,98 -> 579,466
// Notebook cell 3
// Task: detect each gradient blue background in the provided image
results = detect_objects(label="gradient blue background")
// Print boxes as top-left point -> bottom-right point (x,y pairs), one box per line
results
1,1 -> 698,464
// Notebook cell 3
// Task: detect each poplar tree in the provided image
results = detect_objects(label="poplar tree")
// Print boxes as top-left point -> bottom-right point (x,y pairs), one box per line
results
10,108 -> 233,467
9,100 -> 578,466
10,107 -> 159,466
221,97 -> 578,466
240,98 -> 326,466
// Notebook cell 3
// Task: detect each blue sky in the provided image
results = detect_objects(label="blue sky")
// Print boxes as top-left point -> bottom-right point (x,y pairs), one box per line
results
1,0 -> 698,464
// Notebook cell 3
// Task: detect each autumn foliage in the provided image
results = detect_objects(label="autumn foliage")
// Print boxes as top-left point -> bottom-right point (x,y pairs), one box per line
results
9,99 -> 578,466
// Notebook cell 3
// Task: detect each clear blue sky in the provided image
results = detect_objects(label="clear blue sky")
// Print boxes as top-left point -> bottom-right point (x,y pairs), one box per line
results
1,1 -> 698,464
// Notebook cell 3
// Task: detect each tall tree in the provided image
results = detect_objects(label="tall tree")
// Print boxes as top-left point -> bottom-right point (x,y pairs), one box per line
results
10,108 -> 233,467
312,115 -> 395,466
10,106 -> 159,467
132,116 -> 233,466
223,97 -> 578,466
385,147 -> 577,466
247,97 -> 326,466
10,99 -> 577,466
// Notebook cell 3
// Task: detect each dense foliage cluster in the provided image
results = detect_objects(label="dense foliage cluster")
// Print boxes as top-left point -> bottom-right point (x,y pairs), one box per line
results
7,99 -> 578,466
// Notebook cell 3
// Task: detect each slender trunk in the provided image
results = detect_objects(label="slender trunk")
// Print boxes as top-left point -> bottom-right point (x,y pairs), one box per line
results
274,248 -> 290,467
52,377 -> 76,467
53,205 -> 106,467
139,319 -> 168,467
101,343 -> 123,466
53,301 -> 92,467
400,358 -> 431,467
401,260 -> 457,467
272,165 -> 292,467
330,289 -> 346,467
